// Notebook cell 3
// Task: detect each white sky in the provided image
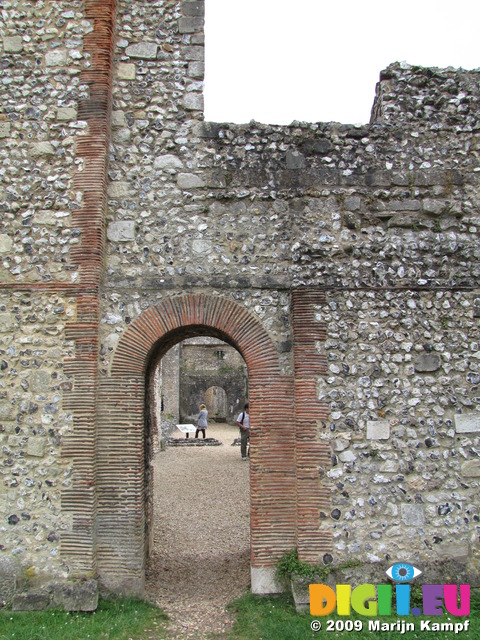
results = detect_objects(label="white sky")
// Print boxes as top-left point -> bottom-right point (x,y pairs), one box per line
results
204,0 -> 480,125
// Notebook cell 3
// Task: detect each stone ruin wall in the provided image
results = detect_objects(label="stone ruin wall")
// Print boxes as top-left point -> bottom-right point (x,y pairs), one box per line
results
177,338 -> 247,423
1,0 -> 480,604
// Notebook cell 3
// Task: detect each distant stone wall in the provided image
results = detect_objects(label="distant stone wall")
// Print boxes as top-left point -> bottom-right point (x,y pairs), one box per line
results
1,0 -> 480,605
179,338 -> 247,422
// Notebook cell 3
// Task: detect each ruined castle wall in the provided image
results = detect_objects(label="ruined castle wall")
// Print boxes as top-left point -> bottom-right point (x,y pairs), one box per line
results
1,0 -> 480,602
102,0 -> 480,580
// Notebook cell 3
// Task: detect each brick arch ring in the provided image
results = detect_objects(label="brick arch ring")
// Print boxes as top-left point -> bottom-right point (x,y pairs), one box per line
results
110,292 -> 282,377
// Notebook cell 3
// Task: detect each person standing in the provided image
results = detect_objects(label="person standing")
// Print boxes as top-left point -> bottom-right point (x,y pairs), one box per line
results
195,404 -> 208,439
236,402 -> 250,460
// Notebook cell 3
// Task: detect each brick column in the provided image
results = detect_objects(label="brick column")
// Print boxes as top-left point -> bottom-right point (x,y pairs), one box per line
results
60,0 -> 115,576
292,289 -> 333,563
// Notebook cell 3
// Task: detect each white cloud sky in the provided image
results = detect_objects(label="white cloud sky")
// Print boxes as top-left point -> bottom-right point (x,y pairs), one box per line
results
204,0 -> 480,125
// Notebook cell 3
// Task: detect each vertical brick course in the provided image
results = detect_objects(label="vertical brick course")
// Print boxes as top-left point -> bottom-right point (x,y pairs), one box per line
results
292,289 -> 333,564
60,0 -> 115,576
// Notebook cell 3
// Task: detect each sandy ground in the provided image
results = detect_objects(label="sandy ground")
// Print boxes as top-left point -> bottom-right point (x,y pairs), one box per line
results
145,423 -> 250,639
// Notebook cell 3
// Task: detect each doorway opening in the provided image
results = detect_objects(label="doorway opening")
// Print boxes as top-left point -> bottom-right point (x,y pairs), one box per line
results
144,330 -> 250,632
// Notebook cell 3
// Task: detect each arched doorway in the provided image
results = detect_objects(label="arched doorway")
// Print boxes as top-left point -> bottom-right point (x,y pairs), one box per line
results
204,386 -> 228,420
96,293 -> 296,596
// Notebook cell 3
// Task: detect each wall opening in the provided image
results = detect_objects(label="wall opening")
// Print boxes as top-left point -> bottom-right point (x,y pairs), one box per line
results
143,330 -> 251,616
98,293 -> 296,597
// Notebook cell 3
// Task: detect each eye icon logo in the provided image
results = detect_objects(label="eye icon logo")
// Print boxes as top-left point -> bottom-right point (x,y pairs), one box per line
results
386,563 -> 422,583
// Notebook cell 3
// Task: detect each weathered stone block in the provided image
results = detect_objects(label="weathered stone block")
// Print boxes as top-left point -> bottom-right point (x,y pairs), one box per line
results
35,210 -> 58,225
112,128 -> 131,143
27,438 -> 46,458
436,544 -> 470,562
182,46 -> 204,61
401,504 -> 425,526
29,142 -> 56,158
389,199 -> 421,211
0,122 -> 11,138
107,221 -> 135,242
188,61 -> 204,79
192,239 -> 212,254
0,313 -> 13,332
461,460 -> 480,477
251,567 -> 283,595
111,110 -> 127,127
45,50 -> 67,66
57,107 -> 77,121
286,150 -> 306,170
177,173 -> 205,189
0,557 -> 21,606
30,370 -> 51,392
366,420 -> 390,440
183,93 -> 204,111
125,42 -> 158,59
178,17 -> 204,34
12,592 -> 52,611
414,354 -> 442,372
154,155 -> 184,171
183,1 -> 205,17
423,198 -> 446,215
0,403 -> 15,420
3,36 -> 23,53
0,233 -> 13,253
52,580 -> 98,612
117,63 -> 136,80
107,182 -> 129,198
344,196 -> 361,211
455,413 -> 480,433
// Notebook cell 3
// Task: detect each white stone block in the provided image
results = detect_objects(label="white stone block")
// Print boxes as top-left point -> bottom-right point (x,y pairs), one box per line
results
401,503 -> 425,526
455,413 -> 480,433
117,63 -> 136,80
0,122 -> 11,138
107,182 -> 129,198
3,36 -> 23,53
251,566 -> 283,594
366,420 -> 390,440
45,50 -> 67,66
125,42 -> 158,59
154,155 -> 184,171
57,107 -> 77,121
0,234 -> 13,253
183,93 -> 204,111
107,221 -> 135,242
177,173 -> 205,189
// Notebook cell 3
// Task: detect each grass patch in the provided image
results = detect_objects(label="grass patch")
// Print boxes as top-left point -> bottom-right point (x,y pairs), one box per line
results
0,598 -> 168,640
227,590 -> 480,640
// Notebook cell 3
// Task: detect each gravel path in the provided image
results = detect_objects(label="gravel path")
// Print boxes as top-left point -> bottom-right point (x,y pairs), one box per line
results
145,423 -> 250,639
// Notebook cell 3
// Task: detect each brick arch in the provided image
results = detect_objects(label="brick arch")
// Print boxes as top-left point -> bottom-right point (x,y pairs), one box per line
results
110,293 -> 281,378
96,293 -> 296,596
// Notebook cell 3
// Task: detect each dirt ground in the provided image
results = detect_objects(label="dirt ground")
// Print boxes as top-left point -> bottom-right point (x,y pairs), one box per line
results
145,423 -> 250,639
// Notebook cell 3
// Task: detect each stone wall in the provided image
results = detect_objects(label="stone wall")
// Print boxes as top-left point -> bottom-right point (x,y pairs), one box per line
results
321,289 -> 480,580
1,0 -> 480,606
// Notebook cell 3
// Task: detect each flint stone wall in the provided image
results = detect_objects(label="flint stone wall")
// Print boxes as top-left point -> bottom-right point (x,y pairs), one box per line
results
1,0 -> 480,606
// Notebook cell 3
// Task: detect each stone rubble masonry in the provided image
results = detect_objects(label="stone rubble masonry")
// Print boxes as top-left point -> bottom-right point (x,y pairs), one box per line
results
1,0 -> 480,608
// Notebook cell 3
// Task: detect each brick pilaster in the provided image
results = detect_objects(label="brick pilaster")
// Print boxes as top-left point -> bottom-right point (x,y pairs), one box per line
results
292,289 -> 333,563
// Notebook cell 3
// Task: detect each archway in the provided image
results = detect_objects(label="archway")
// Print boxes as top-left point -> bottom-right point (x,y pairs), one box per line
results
96,293 -> 296,596
204,386 -> 228,420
